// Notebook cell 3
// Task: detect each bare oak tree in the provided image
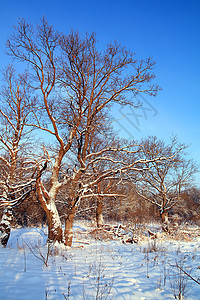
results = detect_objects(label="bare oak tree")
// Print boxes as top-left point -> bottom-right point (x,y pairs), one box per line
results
6,18 -> 161,245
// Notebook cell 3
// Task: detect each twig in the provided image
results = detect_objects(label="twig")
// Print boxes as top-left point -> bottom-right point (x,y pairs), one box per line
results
169,262 -> 200,285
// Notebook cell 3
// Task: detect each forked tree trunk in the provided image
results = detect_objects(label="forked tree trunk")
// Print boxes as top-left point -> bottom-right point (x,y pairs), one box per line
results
96,197 -> 104,228
64,200 -> 76,247
0,208 -> 13,247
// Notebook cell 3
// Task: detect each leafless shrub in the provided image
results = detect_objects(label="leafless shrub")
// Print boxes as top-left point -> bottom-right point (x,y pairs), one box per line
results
22,238 -> 51,267
85,257 -> 114,299
169,257 -> 192,299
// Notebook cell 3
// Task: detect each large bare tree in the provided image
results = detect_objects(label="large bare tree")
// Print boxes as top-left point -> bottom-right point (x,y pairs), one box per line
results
6,18 -> 161,245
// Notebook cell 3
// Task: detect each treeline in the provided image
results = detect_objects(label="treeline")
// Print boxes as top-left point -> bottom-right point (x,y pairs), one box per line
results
2,186 -> 199,228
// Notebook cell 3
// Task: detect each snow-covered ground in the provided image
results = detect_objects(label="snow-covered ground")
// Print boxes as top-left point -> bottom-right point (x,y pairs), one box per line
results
0,222 -> 200,299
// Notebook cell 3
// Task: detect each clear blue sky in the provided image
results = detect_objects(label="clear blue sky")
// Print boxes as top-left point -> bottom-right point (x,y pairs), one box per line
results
0,0 -> 200,184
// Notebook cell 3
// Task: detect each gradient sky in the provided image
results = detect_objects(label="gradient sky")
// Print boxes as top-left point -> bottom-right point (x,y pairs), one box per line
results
0,0 -> 200,184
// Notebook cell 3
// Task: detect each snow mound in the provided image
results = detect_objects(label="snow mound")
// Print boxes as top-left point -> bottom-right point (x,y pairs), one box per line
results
7,227 -> 47,249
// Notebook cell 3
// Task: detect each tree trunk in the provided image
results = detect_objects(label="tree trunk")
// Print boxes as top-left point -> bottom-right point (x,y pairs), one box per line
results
36,183 -> 63,243
161,192 -> 169,232
161,211 -> 169,232
96,198 -> 104,227
46,200 -> 63,243
0,208 -> 13,247
64,200 -> 76,247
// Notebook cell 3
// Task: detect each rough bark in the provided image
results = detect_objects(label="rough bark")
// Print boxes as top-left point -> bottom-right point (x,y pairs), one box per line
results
96,198 -> 104,228
64,200 -> 76,247
0,208 -> 13,247
46,201 -> 63,243
36,180 -> 63,243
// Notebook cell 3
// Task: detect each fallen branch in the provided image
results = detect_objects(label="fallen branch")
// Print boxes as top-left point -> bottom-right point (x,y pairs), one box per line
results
74,240 -> 90,245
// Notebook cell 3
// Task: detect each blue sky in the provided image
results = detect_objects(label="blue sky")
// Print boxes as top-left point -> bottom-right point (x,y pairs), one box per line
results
0,0 -> 200,183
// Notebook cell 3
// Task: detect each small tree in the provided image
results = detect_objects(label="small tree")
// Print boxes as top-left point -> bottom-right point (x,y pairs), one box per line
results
0,66 -> 38,246
132,136 -> 198,229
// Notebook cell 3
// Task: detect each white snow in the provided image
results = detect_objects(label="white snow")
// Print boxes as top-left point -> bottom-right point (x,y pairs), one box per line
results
0,222 -> 200,299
